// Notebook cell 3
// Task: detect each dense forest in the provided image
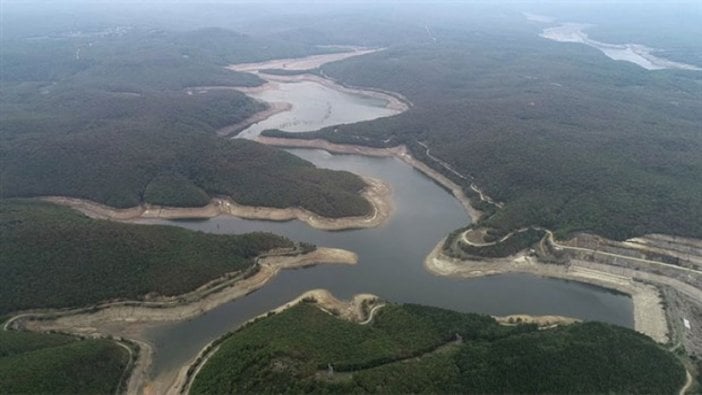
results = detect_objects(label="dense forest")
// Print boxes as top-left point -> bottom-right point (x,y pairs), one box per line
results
191,303 -> 685,394
0,200 -> 299,314
0,28 -> 370,218
265,30 -> 702,240
0,328 -> 128,394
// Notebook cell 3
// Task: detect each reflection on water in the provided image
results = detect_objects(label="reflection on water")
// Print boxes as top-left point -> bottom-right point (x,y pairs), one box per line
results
140,149 -> 633,377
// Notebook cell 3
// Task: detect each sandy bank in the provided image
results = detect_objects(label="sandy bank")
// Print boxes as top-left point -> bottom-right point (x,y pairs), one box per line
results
172,289 -> 381,395
15,247 -> 357,331
217,101 -> 291,137
494,314 -> 579,328
540,23 -> 701,71
424,239 -> 670,343
256,136 -> 483,223
228,48 -> 380,73
259,73 -> 410,112
41,175 -> 391,231
10,247 -> 356,395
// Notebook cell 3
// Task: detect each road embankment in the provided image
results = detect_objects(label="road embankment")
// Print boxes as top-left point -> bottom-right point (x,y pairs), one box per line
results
424,239 -> 670,344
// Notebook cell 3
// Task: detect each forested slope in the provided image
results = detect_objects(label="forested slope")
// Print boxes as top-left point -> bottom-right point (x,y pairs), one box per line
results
191,303 -> 685,394
0,328 -> 129,394
0,200 -> 299,314
0,28 -> 369,217
267,32 -> 702,240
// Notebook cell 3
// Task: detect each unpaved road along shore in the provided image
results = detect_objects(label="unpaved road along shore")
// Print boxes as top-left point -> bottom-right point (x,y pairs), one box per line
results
424,239 -> 670,344
41,174 -> 392,231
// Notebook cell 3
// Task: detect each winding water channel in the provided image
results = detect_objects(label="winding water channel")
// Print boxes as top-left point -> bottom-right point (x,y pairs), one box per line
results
137,55 -> 633,385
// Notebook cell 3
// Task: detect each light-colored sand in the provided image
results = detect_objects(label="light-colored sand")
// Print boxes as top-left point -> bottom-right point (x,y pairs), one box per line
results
41,175 -> 391,231
256,136 -> 483,223
10,247 -> 357,395
494,314 -> 579,328
541,23 -> 701,71
17,247 -> 357,330
259,73 -> 410,112
424,239 -> 670,343
228,48 -> 380,73
217,101 -> 292,137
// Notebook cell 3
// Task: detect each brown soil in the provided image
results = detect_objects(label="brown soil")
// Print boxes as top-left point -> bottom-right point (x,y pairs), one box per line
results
227,48 -> 380,73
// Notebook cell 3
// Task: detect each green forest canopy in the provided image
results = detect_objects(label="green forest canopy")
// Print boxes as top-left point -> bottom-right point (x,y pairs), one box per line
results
0,28 -> 370,218
267,32 -> 702,240
0,328 -> 128,394
0,200 -> 298,314
192,303 -> 685,394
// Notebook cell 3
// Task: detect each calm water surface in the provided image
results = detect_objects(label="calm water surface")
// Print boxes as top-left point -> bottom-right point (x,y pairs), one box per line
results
141,150 -> 632,377
140,75 -> 632,379
237,80 -> 396,139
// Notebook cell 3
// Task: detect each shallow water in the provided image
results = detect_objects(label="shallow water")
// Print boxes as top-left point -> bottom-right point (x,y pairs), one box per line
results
540,23 -> 701,71
139,66 -> 633,381
237,80 -> 397,139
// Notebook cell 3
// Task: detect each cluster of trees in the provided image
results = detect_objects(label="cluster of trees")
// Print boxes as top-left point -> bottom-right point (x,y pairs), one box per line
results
267,32 -> 702,240
0,200 -> 298,314
191,303 -> 685,394
0,328 -> 128,394
0,27 -> 371,218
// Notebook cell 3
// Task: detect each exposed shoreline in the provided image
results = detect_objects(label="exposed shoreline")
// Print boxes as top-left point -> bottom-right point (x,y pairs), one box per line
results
177,291 -> 581,394
172,289 -> 382,394
217,101 -> 292,137
540,22 -> 701,71
424,238 -> 670,343
7,247 -> 357,395
258,73 -> 410,112
256,136 -> 483,223
40,174 -> 392,231
227,48 -> 380,73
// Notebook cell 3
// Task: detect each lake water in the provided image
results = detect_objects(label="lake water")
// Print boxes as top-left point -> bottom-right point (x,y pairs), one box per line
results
139,69 -> 633,381
237,80 -> 397,139
540,23 -> 701,71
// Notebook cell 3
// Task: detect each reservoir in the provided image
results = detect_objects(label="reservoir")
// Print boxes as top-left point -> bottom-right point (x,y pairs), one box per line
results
138,55 -> 633,383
